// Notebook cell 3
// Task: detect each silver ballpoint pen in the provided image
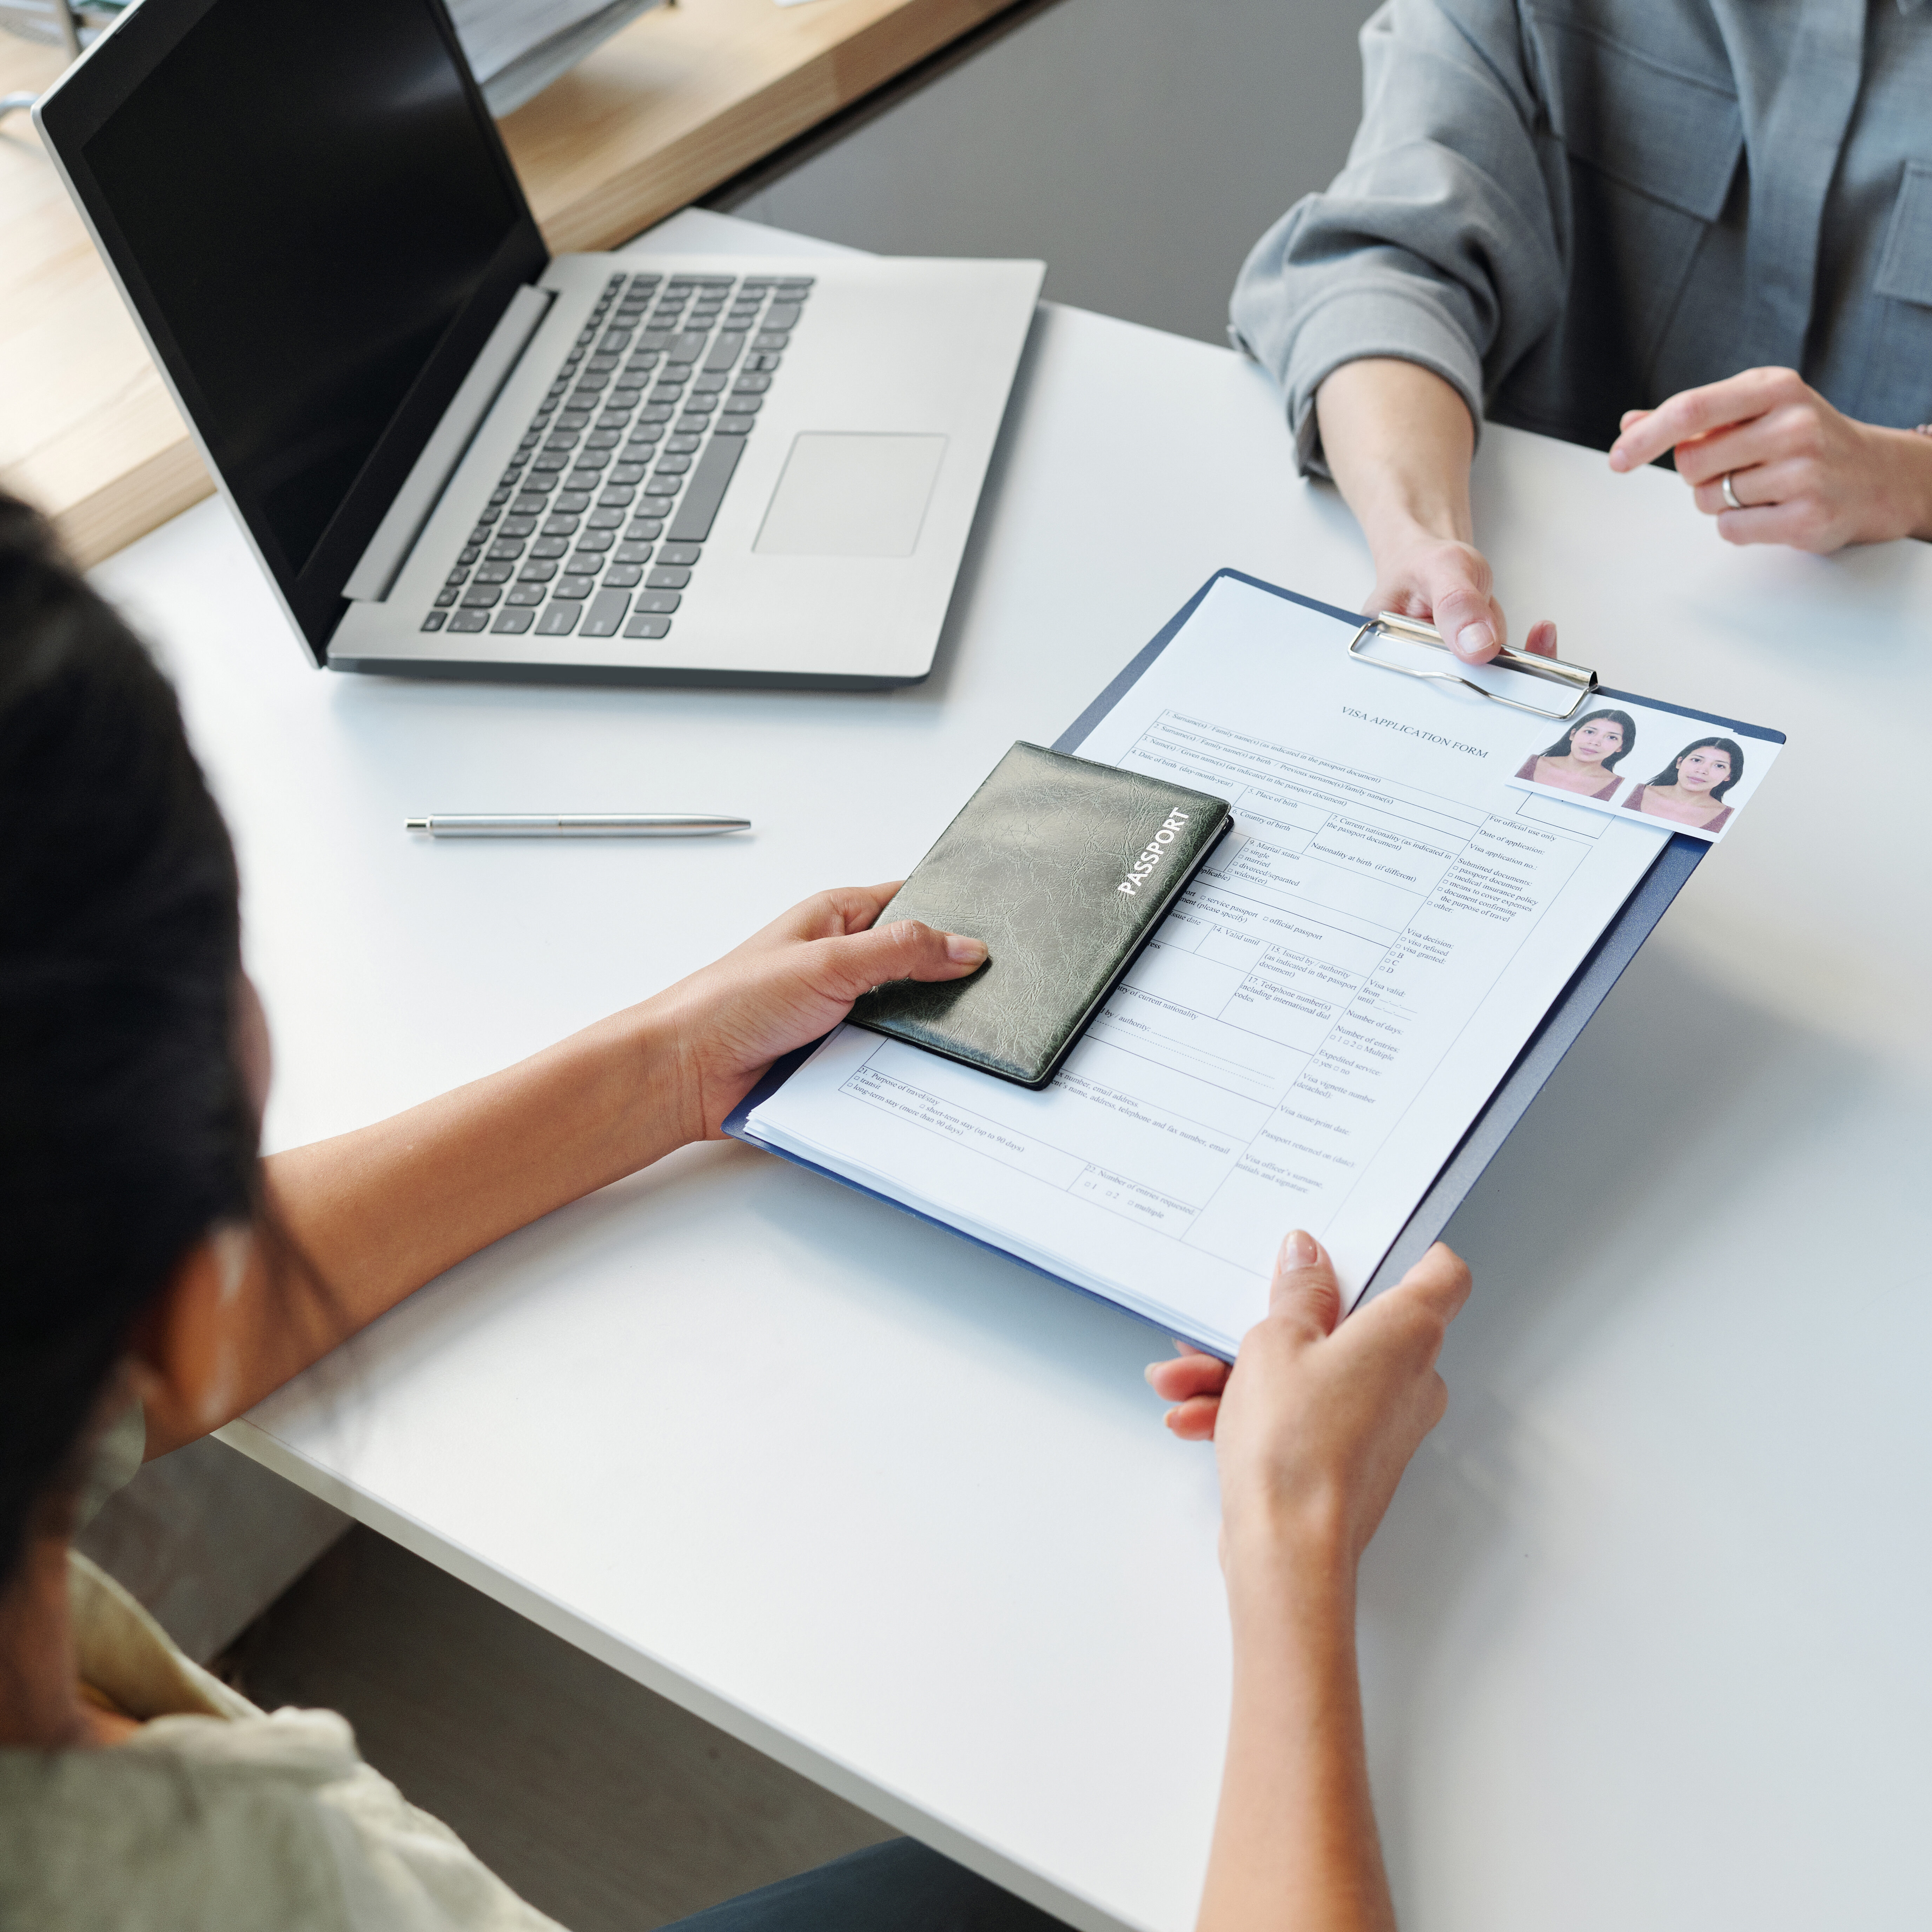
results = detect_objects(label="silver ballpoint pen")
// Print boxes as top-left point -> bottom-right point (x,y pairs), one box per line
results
405,814 -> 750,838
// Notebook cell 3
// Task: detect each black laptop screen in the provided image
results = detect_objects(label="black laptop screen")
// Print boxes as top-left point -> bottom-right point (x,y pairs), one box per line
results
82,0 -> 527,580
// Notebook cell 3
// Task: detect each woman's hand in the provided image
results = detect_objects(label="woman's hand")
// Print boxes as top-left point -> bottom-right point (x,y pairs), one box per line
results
1609,367 -> 1932,552
652,884 -> 987,1142
1364,533 -> 1559,666
1170,1232 -> 1470,1932
1314,358 -> 1559,666
1146,1230 -> 1469,1568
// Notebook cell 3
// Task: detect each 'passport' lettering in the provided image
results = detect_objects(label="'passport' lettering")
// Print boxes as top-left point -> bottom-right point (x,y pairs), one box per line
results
1117,809 -> 1191,894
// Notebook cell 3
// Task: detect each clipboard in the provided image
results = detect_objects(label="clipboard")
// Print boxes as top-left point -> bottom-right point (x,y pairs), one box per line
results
726,569 -> 1775,1345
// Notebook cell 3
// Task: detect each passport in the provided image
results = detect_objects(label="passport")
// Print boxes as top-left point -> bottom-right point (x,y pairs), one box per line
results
848,742 -> 1232,1087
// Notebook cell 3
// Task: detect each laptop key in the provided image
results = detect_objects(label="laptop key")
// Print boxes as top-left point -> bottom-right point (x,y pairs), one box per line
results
646,567 -> 690,589
460,586 -> 501,607
614,542 -> 654,564
435,588 -> 458,607
667,332 -> 710,364
667,437 -> 745,543
580,589 -> 631,637
448,611 -> 490,633
703,332 -> 747,372
506,586 -> 544,606
603,564 -> 642,588
474,563 -> 512,584
624,614 -> 672,640
553,575 -> 595,600
659,543 -> 701,566
536,604 -> 579,636
712,416 -> 752,435
763,304 -> 801,330
653,455 -> 691,475
492,609 -> 535,634
421,611 -> 447,631
518,560 -> 558,581
635,591 -> 681,614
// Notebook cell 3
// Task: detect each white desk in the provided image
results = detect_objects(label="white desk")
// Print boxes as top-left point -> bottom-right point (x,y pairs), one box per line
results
94,211 -> 1932,1932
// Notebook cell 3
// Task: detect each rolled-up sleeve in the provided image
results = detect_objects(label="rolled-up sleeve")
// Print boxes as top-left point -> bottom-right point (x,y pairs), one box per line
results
1230,0 -> 1566,477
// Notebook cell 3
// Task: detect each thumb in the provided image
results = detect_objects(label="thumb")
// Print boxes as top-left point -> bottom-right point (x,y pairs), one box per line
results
1422,566 -> 1502,665
809,918 -> 987,1003
1269,1229 -> 1343,1338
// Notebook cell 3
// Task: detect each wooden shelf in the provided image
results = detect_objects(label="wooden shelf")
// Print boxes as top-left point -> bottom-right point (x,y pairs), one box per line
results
0,0 -> 1012,566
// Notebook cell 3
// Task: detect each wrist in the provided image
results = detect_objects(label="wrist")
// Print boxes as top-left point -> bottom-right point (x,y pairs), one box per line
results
1897,426 -> 1932,544
1221,1490 -> 1357,1610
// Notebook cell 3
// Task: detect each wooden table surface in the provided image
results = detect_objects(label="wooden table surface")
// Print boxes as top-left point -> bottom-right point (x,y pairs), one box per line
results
0,0 -> 1013,567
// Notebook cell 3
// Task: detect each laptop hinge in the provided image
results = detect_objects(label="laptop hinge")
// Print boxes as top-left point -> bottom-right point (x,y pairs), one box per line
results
343,282 -> 555,603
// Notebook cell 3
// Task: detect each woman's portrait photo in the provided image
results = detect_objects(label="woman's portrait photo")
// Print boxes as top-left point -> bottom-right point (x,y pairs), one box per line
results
1622,736 -> 1746,833
1514,708 -> 1637,800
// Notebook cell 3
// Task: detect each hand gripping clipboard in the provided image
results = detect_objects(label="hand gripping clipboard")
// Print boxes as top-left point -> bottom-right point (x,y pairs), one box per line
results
726,570 -> 1759,1347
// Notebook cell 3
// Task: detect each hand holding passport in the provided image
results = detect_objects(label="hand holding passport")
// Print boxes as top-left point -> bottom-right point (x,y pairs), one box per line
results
850,743 -> 1232,1087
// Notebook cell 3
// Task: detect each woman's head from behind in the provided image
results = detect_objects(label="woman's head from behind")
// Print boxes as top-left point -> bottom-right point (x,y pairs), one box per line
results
0,494 -> 258,1590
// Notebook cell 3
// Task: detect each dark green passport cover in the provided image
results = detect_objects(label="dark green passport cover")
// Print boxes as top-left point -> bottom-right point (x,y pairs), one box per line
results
848,742 -> 1231,1088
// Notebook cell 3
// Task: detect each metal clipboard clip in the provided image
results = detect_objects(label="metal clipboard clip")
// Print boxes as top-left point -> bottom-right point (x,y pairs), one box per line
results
1346,611 -> 1599,720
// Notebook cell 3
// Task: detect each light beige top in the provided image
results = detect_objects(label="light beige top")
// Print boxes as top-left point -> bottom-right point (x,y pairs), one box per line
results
0,1411 -> 564,1932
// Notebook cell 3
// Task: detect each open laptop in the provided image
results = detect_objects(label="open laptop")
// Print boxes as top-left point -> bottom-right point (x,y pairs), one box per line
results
35,0 -> 1043,688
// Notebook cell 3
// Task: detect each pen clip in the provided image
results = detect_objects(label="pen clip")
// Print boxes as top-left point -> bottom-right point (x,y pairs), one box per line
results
1346,612 -> 1599,720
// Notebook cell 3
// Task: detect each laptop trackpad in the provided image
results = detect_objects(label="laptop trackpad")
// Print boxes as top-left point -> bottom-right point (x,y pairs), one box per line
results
754,433 -> 948,557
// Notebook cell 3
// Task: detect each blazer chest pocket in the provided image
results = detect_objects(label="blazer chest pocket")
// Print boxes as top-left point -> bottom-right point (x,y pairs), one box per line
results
1873,163 -> 1932,425
1877,163 -> 1932,307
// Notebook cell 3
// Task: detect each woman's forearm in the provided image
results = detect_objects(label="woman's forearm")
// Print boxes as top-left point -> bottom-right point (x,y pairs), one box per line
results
145,999 -> 690,1454
1316,359 -> 1477,557
1197,1528 -> 1396,1932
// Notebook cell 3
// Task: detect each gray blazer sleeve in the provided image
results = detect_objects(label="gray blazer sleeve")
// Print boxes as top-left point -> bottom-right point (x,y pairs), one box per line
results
1230,0 -> 1564,477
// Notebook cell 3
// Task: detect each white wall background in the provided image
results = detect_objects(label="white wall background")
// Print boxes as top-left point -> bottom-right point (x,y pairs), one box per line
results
723,0 -> 1381,345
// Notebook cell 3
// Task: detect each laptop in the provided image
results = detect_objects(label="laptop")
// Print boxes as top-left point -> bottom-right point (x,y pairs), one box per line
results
35,0 -> 1044,688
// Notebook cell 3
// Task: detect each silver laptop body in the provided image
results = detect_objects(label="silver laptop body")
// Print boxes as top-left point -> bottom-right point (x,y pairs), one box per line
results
332,250 -> 1042,688
36,0 -> 1041,689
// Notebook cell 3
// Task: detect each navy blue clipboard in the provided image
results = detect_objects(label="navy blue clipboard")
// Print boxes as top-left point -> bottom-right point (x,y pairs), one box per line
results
724,568 -> 1784,1356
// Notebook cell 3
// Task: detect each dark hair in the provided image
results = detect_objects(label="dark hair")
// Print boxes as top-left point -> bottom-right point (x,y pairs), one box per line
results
1541,708 -> 1637,773
1646,735 -> 1744,802
0,494 -> 259,1589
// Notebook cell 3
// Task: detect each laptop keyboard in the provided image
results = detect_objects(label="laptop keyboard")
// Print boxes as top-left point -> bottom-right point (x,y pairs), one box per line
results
418,269 -> 810,643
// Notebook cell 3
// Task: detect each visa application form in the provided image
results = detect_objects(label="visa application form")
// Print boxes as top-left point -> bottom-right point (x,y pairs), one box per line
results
742,576 -> 1681,1356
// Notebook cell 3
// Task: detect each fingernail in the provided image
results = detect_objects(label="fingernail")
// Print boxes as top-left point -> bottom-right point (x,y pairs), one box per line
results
1143,1362 -> 1158,1385
1279,1228 -> 1319,1270
1607,448 -> 1628,471
945,934 -> 988,965
1455,622 -> 1493,659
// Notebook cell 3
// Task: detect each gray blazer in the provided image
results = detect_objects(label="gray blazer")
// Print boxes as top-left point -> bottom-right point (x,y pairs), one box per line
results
1230,0 -> 1932,476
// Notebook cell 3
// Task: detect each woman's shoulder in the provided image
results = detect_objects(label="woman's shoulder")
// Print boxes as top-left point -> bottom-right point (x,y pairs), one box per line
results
1515,754 -> 1542,779
0,1708 -> 568,1932
1621,784 -> 1647,809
